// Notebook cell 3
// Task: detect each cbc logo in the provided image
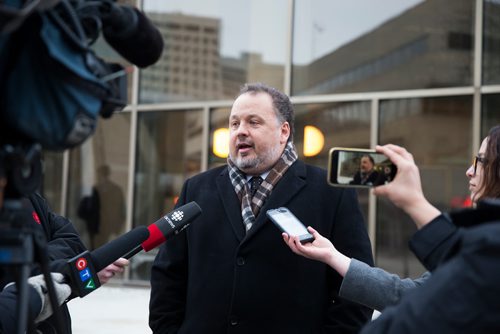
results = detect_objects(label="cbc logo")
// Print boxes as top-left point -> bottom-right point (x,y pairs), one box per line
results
171,211 -> 184,222
75,257 -> 97,290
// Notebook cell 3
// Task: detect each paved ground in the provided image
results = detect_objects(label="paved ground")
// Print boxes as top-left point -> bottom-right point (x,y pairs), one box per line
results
68,284 -> 381,333
69,284 -> 152,334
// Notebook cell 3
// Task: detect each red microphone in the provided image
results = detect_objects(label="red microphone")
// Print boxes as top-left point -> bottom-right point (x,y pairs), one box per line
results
123,201 -> 201,259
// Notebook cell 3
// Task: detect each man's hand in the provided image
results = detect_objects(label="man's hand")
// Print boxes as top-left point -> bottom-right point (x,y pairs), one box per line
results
97,258 -> 129,284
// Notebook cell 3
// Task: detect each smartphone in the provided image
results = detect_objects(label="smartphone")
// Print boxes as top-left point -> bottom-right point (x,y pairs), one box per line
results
266,207 -> 314,244
327,147 -> 397,188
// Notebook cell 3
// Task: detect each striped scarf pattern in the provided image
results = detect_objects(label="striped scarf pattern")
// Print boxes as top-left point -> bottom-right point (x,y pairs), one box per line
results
228,141 -> 298,232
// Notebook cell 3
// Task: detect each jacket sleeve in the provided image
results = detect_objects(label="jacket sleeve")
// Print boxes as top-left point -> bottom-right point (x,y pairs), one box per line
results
409,214 -> 459,271
323,188 -> 374,333
339,258 -> 431,311
0,284 -> 41,333
149,183 -> 189,334
30,193 -> 87,273
360,223 -> 500,334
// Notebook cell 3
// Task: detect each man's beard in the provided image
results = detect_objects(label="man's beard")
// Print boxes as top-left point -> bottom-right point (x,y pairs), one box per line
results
230,145 -> 282,173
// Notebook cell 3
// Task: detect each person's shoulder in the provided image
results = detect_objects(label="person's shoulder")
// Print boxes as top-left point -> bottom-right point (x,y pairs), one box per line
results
464,221 -> 500,245
28,192 -> 46,205
298,161 -> 326,176
301,162 -> 338,188
186,165 -> 228,184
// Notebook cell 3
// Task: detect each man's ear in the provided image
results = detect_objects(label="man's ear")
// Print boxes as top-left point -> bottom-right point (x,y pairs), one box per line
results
280,122 -> 290,144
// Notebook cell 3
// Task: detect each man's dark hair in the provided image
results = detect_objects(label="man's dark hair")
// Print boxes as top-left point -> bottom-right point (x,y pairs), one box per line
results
362,154 -> 375,165
239,82 -> 295,141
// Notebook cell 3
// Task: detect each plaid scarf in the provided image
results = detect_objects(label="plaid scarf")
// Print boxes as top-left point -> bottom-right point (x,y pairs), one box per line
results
228,141 -> 298,232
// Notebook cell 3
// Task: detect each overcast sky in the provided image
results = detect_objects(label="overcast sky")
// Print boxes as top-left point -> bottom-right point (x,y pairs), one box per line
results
144,0 -> 422,64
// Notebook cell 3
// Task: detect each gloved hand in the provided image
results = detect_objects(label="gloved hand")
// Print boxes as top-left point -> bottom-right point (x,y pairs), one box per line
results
27,273 -> 71,322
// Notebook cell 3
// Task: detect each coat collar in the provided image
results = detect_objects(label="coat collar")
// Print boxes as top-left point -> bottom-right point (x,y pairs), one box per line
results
216,161 -> 307,243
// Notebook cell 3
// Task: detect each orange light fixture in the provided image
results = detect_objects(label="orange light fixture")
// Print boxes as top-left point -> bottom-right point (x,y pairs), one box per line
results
213,127 -> 229,158
303,125 -> 324,157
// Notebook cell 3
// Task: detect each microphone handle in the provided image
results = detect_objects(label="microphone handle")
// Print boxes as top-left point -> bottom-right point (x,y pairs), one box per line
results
123,245 -> 142,259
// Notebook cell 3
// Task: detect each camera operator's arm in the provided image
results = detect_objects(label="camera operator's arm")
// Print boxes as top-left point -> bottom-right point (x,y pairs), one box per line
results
29,193 -> 87,272
0,284 -> 41,333
29,193 -> 129,283
372,144 -> 441,228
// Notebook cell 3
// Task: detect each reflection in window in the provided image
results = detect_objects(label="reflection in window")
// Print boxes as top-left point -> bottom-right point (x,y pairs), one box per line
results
483,0 -> 500,85
377,96 -> 472,278
141,0 -> 287,103
292,0 -> 474,95
132,109 -> 203,280
482,94 -> 500,137
41,151 -> 64,213
294,102 -> 371,224
66,114 -> 131,251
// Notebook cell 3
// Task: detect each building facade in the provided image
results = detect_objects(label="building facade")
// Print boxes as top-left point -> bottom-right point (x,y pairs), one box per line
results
43,0 -> 500,282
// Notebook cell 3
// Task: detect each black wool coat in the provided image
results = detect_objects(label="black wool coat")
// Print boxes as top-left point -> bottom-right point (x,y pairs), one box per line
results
150,160 -> 374,334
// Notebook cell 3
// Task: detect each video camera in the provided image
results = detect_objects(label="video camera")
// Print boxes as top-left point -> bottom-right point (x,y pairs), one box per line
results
0,1 -> 163,332
0,0 -> 164,197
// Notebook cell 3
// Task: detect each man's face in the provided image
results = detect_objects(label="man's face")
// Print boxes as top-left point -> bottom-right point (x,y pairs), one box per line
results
360,156 -> 374,173
228,92 -> 290,175
466,137 -> 488,203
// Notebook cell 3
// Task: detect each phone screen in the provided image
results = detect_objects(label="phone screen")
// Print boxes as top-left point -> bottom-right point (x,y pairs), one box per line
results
327,148 -> 397,188
266,208 -> 314,243
274,210 -> 309,235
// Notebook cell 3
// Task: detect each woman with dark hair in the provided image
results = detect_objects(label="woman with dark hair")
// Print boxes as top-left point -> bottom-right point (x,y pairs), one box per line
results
467,125 -> 500,203
283,125 -> 500,312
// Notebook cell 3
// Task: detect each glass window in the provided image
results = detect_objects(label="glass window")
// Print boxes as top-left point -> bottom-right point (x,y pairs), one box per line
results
294,102 -> 371,223
41,151 -> 64,213
140,0 -> 287,103
377,96 -> 472,277
66,114 -> 131,251
292,0 -> 474,95
483,0 -> 500,85
132,109 -> 203,280
482,94 -> 500,137
209,108 -> 231,169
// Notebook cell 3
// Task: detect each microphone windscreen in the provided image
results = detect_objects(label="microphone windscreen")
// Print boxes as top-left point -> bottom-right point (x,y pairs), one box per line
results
103,7 -> 164,68
141,201 -> 202,251
90,226 -> 149,272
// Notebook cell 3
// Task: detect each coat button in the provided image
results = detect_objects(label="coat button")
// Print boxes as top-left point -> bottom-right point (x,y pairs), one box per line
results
236,257 -> 245,266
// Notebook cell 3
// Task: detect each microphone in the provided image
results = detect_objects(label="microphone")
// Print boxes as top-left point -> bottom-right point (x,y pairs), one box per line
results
101,4 -> 164,68
66,226 -> 149,297
124,201 -> 202,259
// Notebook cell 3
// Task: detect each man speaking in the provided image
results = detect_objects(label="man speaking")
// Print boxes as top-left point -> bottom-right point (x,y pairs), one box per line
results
149,83 -> 374,333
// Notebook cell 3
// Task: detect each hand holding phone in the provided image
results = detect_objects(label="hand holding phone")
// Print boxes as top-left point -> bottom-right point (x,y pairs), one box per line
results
266,207 -> 314,244
327,147 -> 397,188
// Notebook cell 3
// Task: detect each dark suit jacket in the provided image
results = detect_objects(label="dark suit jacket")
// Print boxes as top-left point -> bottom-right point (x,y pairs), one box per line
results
150,160 -> 374,334
350,171 -> 380,186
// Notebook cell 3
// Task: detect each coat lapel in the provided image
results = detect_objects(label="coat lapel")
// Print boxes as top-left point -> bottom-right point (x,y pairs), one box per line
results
216,167 -> 246,242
